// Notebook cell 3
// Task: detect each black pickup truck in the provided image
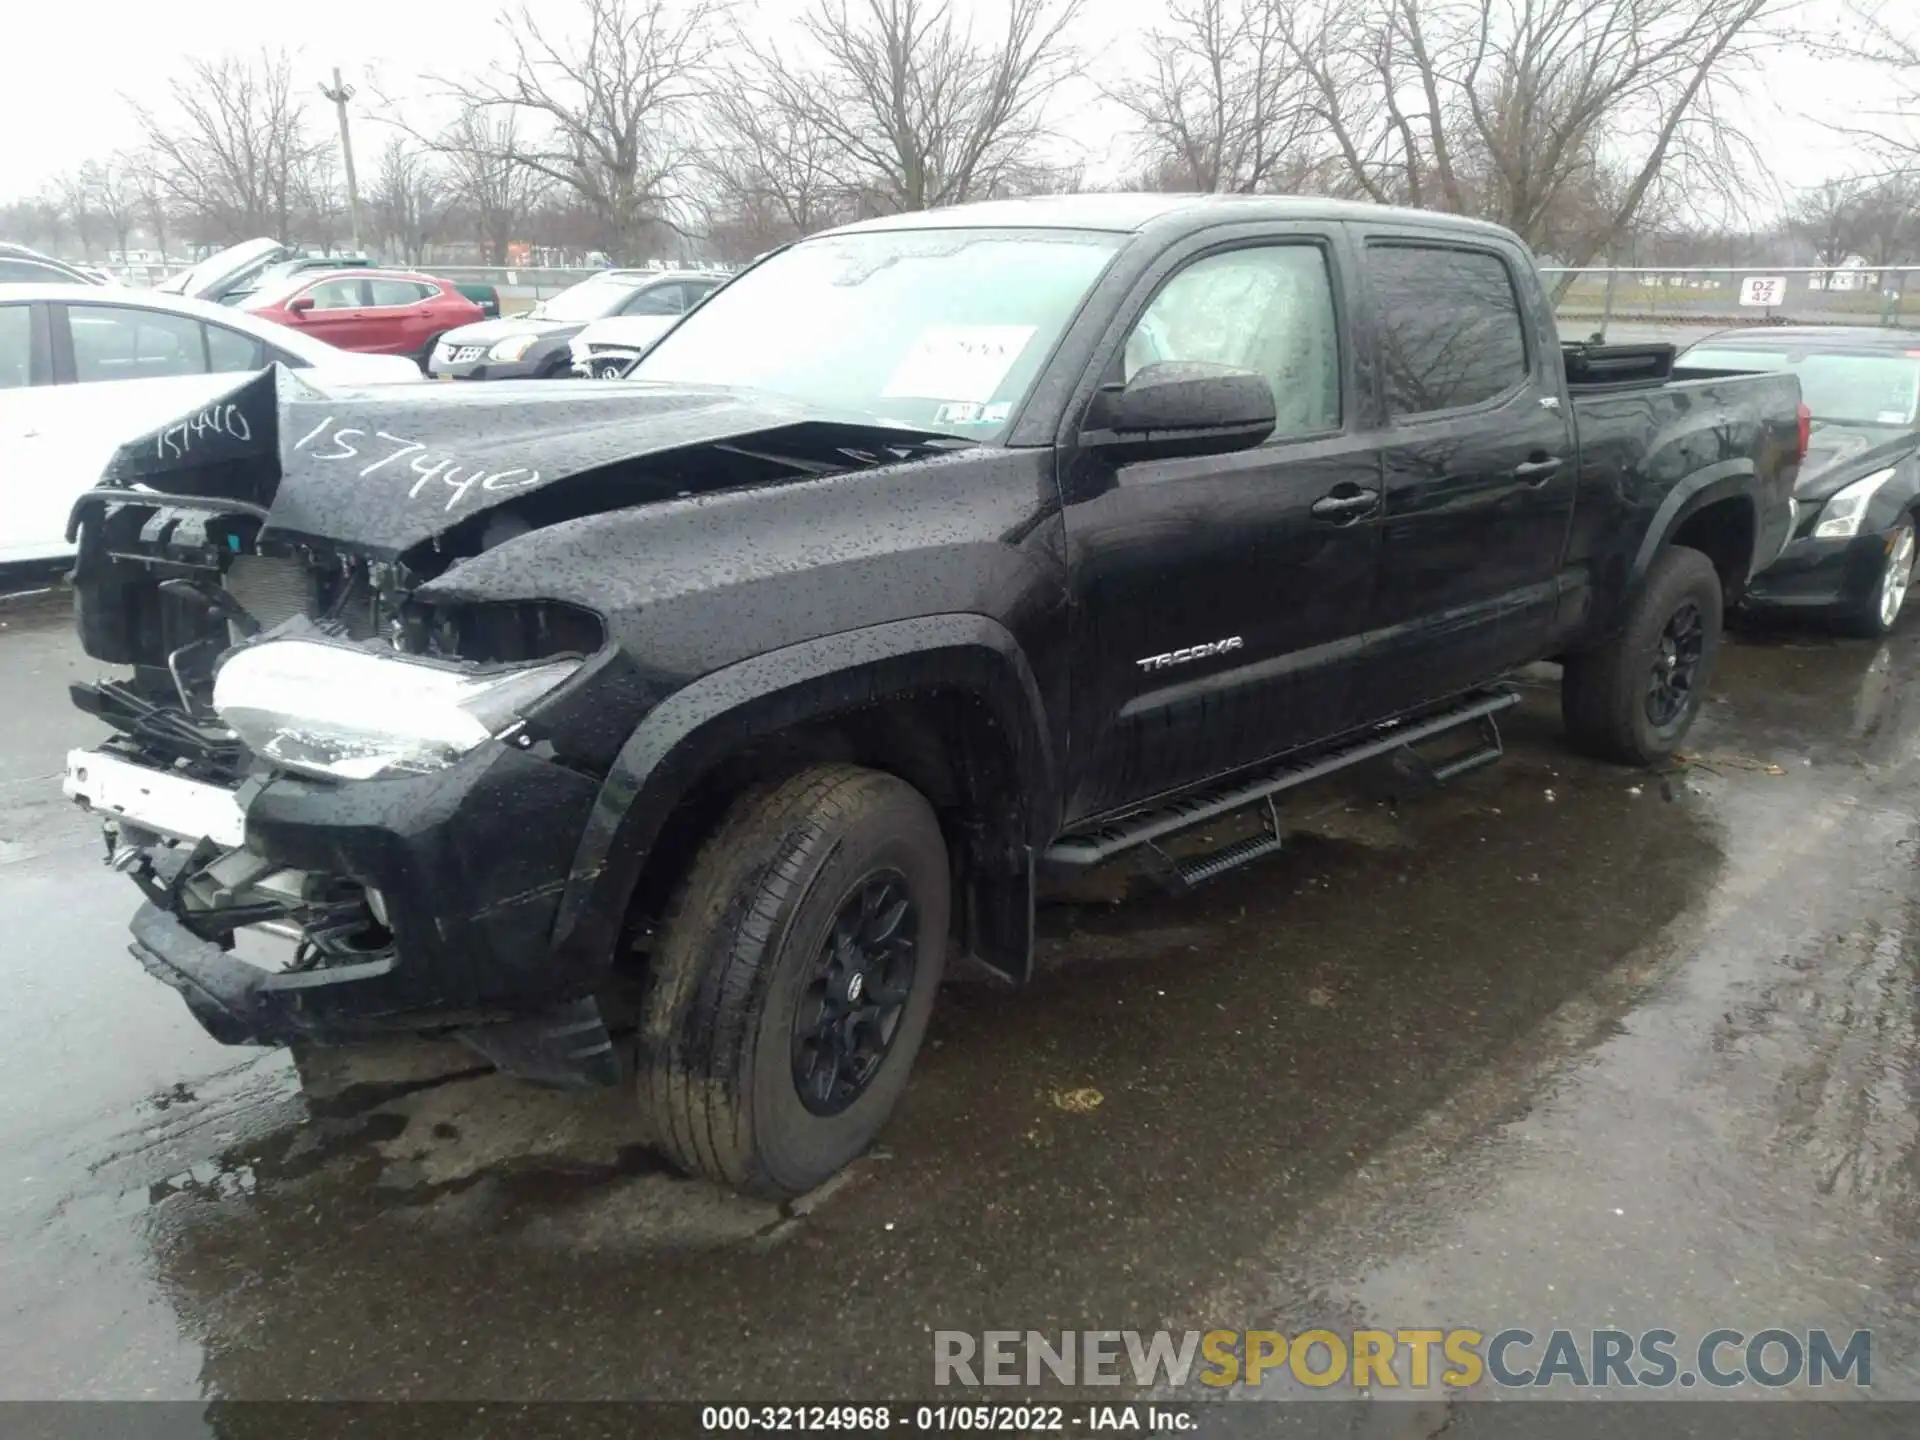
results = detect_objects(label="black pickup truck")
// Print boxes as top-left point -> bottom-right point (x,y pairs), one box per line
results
61,195 -> 1804,1198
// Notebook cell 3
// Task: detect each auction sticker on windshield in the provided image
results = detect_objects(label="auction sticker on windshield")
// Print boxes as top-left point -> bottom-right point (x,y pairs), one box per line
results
883,325 -> 1036,403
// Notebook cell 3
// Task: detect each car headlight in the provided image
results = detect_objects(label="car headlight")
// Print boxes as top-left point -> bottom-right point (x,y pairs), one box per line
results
212,639 -> 581,781
486,334 -> 541,362
1814,466 -> 1900,539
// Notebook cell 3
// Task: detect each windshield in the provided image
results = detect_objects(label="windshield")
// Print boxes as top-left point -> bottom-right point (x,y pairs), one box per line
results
529,277 -> 638,323
630,228 -> 1125,439
1682,346 -> 1920,427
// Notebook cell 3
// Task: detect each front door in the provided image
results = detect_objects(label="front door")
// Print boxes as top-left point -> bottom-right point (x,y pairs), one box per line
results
1353,236 -> 1576,716
293,277 -> 374,350
1060,231 -> 1383,823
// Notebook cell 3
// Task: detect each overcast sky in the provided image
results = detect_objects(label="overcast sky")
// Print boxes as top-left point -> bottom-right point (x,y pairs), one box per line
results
4,0 -> 1912,212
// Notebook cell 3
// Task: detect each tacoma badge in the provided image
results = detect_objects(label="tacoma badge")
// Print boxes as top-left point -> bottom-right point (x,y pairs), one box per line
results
1136,636 -> 1244,672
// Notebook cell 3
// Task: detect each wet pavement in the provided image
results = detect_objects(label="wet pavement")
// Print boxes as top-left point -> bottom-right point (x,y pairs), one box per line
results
2,578 -> 1917,1414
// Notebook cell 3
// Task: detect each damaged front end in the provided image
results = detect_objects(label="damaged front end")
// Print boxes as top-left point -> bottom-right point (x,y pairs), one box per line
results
61,368 -> 629,1081
63,365 -> 965,1083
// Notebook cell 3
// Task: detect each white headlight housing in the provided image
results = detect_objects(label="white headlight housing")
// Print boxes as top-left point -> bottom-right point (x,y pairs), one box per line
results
1814,466 -> 1899,539
213,639 -> 581,781
486,333 -> 541,362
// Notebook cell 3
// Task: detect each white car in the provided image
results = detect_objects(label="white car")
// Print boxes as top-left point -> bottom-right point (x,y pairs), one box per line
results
0,284 -> 423,566
567,269 -> 728,377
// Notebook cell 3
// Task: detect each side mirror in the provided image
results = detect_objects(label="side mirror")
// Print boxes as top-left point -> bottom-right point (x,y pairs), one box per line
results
287,296 -> 315,315
1081,361 -> 1275,462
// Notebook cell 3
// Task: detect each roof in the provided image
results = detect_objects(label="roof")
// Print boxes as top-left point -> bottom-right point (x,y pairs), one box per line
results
1690,325 -> 1920,351
822,192 -> 1518,241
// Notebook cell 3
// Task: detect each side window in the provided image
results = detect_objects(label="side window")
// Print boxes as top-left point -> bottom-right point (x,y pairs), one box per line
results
622,283 -> 684,316
1123,244 -> 1341,439
0,304 -> 31,389
304,278 -> 364,310
368,278 -> 432,307
684,280 -> 719,307
204,323 -> 265,372
1367,245 -> 1528,417
68,305 -> 207,383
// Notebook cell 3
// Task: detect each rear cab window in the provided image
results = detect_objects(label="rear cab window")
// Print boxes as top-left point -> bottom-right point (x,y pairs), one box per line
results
1366,243 -> 1529,417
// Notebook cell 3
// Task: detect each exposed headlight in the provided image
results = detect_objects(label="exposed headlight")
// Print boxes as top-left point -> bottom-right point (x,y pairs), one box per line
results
1814,466 -> 1900,539
213,639 -> 581,781
486,334 -> 541,362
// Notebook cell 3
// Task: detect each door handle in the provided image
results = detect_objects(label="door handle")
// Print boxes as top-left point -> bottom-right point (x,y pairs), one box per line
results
1311,487 -> 1380,522
1513,457 -> 1564,485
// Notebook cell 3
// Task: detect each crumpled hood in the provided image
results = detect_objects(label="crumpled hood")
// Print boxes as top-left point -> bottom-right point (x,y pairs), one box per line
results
1796,422 -> 1919,501
89,364 -> 952,560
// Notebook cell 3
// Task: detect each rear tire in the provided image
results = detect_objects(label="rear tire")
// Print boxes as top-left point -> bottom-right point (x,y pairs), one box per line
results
416,333 -> 446,374
639,764 -> 949,1198
1562,545 -> 1724,765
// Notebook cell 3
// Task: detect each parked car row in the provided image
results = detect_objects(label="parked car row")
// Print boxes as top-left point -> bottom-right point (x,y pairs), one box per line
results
429,269 -> 725,380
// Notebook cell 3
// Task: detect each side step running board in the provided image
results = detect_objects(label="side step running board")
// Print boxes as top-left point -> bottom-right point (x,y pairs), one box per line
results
1044,687 -> 1520,886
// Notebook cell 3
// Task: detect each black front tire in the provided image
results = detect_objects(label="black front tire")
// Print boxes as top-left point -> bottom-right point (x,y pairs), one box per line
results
639,764 -> 950,1198
1562,545 -> 1724,764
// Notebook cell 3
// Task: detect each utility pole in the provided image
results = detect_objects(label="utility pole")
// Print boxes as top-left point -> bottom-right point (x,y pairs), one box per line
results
319,67 -> 363,254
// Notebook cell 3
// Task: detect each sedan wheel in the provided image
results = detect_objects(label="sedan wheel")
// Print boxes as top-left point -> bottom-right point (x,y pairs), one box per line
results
1847,519 -> 1916,638
1879,523 -> 1915,628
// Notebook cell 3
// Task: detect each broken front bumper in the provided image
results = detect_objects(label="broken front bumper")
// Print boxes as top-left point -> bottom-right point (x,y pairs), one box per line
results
65,738 -> 622,1084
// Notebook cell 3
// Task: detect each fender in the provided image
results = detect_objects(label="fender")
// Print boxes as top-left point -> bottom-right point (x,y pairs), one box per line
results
550,613 -> 1057,981
1628,458 -> 1759,592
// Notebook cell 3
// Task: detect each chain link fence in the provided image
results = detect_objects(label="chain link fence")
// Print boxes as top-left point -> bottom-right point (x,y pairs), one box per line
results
1542,265 -> 1919,345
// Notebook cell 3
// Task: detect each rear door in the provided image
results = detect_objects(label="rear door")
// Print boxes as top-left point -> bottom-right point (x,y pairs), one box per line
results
366,277 -> 440,355
1352,233 -> 1575,717
1060,224 -> 1383,822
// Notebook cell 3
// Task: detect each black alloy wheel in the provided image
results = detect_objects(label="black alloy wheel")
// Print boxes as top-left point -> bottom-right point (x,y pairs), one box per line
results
790,871 -> 919,1116
1646,600 -> 1706,729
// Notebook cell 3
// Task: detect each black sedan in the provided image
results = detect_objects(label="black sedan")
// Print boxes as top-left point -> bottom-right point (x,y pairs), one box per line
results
1681,327 -> 1919,636
427,270 -> 722,380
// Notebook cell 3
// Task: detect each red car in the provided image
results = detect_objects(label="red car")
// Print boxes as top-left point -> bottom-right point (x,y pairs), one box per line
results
239,268 -> 485,368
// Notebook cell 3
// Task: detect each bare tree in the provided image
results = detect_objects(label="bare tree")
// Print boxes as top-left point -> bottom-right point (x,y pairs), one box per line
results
424,105 -> 549,264
52,171 -> 99,260
296,147 -> 349,253
1825,2 -> 1920,171
1788,177 -> 1870,277
133,51 -> 321,242
367,135 -> 446,263
735,0 -> 1086,215
703,69 -> 850,250
124,150 -> 175,261
87,159 -> 143,260
1107,0 -> 1316,192
1854,174 -> 1920,267
455,0 -> 721,261
1275,0 -> 1780,272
